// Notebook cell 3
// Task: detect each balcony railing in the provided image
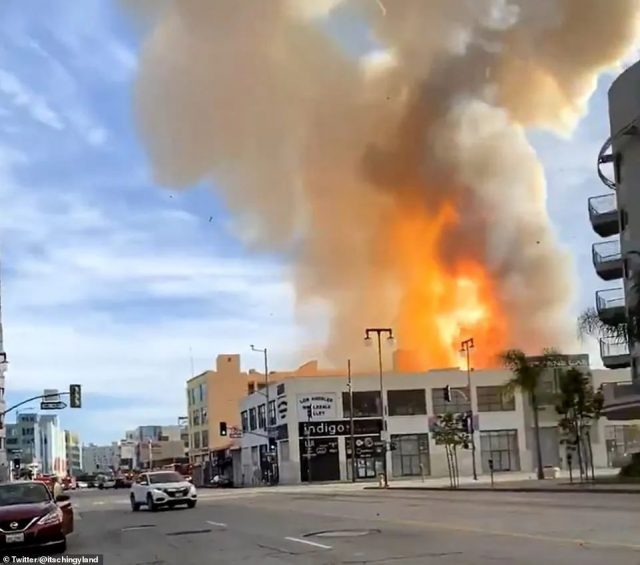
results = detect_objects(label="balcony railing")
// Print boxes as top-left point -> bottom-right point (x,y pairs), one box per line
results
588,194 -> 619,238
592,240 -> 623,281
599,337 -> 630,369
596,288 -> 626,325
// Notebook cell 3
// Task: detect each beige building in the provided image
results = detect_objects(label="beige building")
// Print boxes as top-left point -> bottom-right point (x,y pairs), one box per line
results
138,440 -> 186,468
186,354 -> 344,464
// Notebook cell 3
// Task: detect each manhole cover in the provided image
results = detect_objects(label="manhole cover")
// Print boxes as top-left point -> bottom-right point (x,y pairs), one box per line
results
305,529 -> 380,539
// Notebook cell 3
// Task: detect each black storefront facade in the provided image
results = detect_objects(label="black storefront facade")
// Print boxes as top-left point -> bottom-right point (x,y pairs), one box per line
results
298,418 -> 383,482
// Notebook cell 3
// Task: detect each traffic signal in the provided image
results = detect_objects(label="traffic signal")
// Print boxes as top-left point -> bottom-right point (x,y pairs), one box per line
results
268,437 -> 277,451
443,385 -> 451,402
219,422 -> 227,437
69,384 -> 82,408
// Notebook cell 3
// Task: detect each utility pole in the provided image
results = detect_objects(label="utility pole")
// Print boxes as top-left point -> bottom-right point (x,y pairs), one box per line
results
347,359 -> 356,482
364,328 -> 394,488
460,338 -> 478,481
251,345 -> 278,485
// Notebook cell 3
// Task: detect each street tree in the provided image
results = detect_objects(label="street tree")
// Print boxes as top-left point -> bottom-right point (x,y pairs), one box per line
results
500,348 -> 562,480
431,412 -> 470,488
556,368 -> 603,481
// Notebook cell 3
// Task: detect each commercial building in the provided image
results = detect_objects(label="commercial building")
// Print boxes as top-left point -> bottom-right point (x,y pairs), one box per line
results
7,414 -> 41,472
137,440 -> 187,469
185,354 -> 345,484
118,440 -> 136,470
82,443 -> 119,474
238,360 -> 640,485
592,58 -> 640,417
64,431 -> 82,476
39,415 -> 66,477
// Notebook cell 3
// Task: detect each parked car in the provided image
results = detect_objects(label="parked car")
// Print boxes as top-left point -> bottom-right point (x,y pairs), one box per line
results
0,481 -> 74,552
130,471 -> 197,512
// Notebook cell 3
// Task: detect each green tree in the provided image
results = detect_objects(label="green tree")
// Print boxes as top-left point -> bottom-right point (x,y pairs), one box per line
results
555,368 -> 604,481
431,412 -> 470,488
500,349 -> 561,480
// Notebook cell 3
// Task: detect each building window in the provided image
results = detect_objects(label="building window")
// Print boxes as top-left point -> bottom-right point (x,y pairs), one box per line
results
201,430 -> 209,449
258,405 -> 266,429
280,440 -> 290,462
192,432 -> 201,449
480,430 -> 520,472
201,407 -> 208,424
391,434 -> 430,477
605,424 -> 640,467
199,383 -> 206,403
193,409 -> 200,426
187,389 -> 193,406
241,411 -> 249,432
477,386 -> 515,412
388,389 -> 426,416
249,408 -> 257,431
431,387 -> 470,414
268,401 -> 276,426
342,391 -> 382,418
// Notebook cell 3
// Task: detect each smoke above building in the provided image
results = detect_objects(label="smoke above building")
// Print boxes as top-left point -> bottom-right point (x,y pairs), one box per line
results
129,0 -> 640,369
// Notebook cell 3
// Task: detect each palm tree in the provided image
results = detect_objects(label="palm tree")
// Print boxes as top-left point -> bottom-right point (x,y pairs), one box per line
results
500,349 -> 561,480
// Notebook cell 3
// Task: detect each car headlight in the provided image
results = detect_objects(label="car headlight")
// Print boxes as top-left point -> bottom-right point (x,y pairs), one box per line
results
38,508 -> 63,526
189,485 -> 197,495
151,489 -> 165,496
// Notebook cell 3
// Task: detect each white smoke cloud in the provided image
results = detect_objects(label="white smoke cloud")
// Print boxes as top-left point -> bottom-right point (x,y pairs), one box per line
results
129,0 -> 640,368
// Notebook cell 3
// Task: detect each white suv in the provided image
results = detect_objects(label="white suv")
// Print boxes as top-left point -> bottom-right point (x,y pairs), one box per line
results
130,471 -> 197,512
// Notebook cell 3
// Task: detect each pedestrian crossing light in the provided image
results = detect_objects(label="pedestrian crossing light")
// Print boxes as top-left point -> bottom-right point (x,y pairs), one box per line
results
219,422 -> 227,437
69,384 -> 82,408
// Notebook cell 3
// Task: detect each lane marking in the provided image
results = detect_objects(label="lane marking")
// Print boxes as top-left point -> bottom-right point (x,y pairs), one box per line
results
206,521 -> 227,528
284,537 -> 332,550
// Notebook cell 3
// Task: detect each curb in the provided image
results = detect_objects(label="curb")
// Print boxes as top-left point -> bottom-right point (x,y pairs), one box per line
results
364,485 -> 640,495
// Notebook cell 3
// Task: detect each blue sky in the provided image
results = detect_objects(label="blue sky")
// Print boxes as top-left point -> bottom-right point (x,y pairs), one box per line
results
0,0 -> 631,443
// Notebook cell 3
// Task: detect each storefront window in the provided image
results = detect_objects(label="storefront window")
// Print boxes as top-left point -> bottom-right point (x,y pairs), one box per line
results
605,425 -> 640,467
390,434 -> 430,477
480,430 -> 520,472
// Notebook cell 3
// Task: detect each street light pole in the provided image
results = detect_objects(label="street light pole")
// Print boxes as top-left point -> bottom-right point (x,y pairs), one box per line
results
364,328 -> 394,488
347,359 -> 356,483
460,338 -> 478,481
250,345 -> 278,485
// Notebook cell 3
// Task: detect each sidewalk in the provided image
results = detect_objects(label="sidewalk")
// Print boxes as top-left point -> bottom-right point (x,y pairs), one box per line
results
374,468 -> 640,494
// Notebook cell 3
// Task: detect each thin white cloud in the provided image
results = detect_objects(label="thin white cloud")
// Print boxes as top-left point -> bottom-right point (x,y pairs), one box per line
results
0,69 -> 64,130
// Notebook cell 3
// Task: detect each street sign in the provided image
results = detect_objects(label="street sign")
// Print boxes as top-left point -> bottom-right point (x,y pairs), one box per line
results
43,389 -> 60,403
40,401 -> 66,410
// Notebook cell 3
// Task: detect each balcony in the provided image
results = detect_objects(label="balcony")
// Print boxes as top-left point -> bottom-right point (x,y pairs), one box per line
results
596,288 -> 626,325
592,240 -> 623,281
588,194 -> 619,238
599,337 -> 630,369
601,381 -> 640,421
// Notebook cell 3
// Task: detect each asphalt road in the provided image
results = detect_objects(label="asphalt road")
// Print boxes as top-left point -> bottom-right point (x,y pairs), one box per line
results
62,487 -> 640,564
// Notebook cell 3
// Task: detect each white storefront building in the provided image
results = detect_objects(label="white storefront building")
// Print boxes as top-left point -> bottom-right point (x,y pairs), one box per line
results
238,358 -> 640,485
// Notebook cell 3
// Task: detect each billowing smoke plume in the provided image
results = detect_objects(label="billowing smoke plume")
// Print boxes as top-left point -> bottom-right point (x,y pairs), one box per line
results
131,0 -> 640,369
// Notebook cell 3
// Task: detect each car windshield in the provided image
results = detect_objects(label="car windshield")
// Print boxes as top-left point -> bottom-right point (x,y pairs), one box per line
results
0,484 -> 50,506
149,472 -> 182,484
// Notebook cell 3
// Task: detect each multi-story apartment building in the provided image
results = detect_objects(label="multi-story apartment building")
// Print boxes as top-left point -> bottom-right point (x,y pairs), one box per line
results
8,413 -> 41,473
64,431 -> 82,476
591,58 -> 640,418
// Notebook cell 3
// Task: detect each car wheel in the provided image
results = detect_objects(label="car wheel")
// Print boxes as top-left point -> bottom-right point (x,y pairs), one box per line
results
98,484 -> 103,490
186,500 -> 196,509
147,493 -> 158,512
130,494 -> 141,512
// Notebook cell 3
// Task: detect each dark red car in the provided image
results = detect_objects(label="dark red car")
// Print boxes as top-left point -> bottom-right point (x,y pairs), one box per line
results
0,481 -> 73,553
